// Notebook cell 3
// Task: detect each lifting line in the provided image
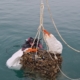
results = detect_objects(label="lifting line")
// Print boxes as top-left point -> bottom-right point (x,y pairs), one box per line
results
45,0 -> 80,80
49,51 -> 80,80
45,0 -> 80,53
31,0 -> 45,55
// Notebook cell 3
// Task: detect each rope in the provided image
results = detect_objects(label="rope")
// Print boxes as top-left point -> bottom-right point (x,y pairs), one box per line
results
31,1 -> 45,54
45,0 -> 80,79
36,26 -> 41,55
42,29 -> 49,51
31,28 -> 39,48
40,2 -> 44,26
45,0 -> 80,53
57,65 -> 80,80
48,52 -> 80,80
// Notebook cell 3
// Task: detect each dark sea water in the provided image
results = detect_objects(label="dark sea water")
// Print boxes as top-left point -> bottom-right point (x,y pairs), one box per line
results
0,0 -> 80,80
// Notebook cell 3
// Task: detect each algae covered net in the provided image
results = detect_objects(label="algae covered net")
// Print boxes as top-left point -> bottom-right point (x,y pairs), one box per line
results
20,50 -> 62,80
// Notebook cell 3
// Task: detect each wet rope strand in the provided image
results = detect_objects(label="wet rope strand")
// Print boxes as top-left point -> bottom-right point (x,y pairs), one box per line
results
45,0 -> 80,79
45,0 -> 80,53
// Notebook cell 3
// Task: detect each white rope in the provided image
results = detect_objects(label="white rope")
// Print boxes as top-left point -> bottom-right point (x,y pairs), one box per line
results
35,26 -> 41,55
48,52 -> 80,80
42,29 -> 49,51
45,0 -> 80,53
31,28 -> 39,48
57,65 -> 80,80
40,2 -> 44,26
31,1 -> 45,54
45,0 -> 80,80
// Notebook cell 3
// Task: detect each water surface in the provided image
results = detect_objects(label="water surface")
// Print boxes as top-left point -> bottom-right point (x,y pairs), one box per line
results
0,0 -> 80,80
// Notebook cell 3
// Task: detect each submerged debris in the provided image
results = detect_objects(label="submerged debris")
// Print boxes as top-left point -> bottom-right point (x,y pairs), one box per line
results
20,50 -> 62,80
